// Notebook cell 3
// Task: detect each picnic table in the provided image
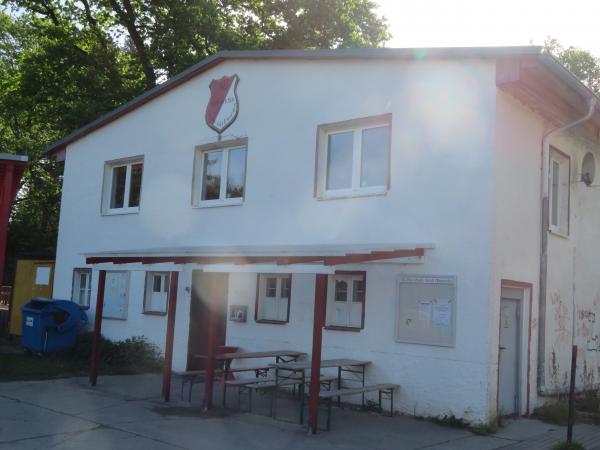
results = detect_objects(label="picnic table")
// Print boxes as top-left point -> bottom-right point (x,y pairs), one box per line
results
195,349 -> 307,407
272,358 -> 371,422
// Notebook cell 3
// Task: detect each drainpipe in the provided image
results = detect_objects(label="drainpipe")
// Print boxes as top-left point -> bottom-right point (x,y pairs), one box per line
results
537,97 -> 597,395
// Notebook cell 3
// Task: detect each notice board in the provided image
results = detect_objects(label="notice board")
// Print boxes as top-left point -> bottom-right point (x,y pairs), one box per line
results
396,275 -> 456,347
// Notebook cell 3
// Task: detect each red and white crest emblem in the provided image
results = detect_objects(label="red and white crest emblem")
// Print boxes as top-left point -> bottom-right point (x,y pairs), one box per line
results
205,74 -> 240,133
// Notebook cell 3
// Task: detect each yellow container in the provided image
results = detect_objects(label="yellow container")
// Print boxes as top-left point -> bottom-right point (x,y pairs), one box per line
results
9,259 -> 55,335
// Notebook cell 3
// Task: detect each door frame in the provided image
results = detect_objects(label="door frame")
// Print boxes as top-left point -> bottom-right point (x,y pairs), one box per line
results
497,279 -> 533,416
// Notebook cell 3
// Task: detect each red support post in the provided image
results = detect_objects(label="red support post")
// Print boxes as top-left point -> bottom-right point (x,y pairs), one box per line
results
162,271 -> 179,401
90,270 -> 106,386
203,308 -> 218,411
0,164 -> 14,287
308,273 -> 327,434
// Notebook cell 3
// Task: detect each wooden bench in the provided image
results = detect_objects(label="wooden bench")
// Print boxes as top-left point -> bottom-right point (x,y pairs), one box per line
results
237,374 -> 337,421
318,383 -> 399,431
172,369 -> 222,402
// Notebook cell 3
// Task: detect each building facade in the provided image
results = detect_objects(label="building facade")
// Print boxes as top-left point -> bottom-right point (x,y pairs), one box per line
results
47,47 -> 600,424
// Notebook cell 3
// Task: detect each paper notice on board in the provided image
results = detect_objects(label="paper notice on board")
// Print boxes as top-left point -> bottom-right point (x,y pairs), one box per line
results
418,301 -> 432,321
432,299 -> 452,327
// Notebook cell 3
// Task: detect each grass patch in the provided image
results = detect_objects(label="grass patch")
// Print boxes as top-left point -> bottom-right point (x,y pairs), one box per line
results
552,441 -> 585,450
533,401 -> 570,426
0,333 -> 162,381
534,391 -> 600,426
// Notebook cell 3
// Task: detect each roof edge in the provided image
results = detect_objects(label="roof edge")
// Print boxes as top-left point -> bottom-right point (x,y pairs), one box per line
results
45,46 -> 544,156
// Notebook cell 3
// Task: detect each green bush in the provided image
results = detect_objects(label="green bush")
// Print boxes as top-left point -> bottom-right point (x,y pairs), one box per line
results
64,332 -> 163,373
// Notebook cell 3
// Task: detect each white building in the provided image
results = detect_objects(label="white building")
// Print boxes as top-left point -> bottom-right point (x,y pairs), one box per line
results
46,47 -> 600,425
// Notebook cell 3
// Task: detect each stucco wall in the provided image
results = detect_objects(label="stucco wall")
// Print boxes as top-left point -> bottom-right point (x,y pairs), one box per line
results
53,57 -> 498,421
492,89 -> 600,415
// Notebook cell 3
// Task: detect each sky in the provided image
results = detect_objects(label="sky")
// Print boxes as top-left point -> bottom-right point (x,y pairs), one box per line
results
376,0 -> 600,56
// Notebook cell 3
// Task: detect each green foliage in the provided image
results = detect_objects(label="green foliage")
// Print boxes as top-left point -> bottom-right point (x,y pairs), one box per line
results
545,37 -> 600,95
534,400 -> 570,426
0,1 -> 389,270
0,333 -> 162,380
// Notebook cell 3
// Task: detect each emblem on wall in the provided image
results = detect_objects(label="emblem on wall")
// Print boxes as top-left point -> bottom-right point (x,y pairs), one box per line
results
205,74 -> 240,134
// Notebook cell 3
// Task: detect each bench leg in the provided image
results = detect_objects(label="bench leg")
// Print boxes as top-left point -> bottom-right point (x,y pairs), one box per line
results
222,383 -> 227,408
326,397 -> 332,432
180,379 -> 184,401
249,388 -> 253,413
299,383 -> 305,424
379,390 -> 382,413
188,379 -> 193,402
389,389 -> 394,417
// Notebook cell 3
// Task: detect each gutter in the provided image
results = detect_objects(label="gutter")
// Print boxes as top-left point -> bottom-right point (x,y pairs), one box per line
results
537,97 -> 597,395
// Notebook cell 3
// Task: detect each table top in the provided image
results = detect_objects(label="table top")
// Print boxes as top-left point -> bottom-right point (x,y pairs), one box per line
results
272,358 -> 371,370
196,350 -> 306,361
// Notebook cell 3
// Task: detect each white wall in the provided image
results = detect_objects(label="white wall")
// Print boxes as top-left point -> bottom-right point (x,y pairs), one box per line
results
492,89 -> 600,416
53,57 -> 498,421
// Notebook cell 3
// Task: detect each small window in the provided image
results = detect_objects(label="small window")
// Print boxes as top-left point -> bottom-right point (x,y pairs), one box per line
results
102,157 -> 144,214
144,272 -> 170,315
72,268 -> 92,308
325,272 -> 366,330
316,115 -> 390,199
193,140 -> 247,207
549,149 -> 570,236
255,274 -> 291,323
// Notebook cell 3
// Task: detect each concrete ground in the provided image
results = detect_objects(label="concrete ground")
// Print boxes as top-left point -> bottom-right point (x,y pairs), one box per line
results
1,374 -> 600,450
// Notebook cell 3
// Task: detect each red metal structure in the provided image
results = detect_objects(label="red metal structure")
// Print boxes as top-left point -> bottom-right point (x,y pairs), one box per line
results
87,245 -> 428,430
0,154 -> 28,287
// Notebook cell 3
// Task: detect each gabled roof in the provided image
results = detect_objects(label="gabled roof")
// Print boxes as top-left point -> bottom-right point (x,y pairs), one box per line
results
44,46 -> 599,156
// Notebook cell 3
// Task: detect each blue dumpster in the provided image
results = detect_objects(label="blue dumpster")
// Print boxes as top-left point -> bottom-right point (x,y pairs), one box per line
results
21,298 -> 88,352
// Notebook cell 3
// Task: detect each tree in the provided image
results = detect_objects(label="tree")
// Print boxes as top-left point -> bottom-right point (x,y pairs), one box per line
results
544,38 -> 600,95
0,1 -> 389,280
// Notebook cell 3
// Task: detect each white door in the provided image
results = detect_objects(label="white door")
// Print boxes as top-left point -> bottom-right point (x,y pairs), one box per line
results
498,289 -> 521,415
103,271 -> 129,319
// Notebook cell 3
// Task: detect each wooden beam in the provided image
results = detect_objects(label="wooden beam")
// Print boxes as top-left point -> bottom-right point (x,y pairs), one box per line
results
162,271 -> 179,401
0,164 -> 14,287
90,270 -> 106,386
308,273 -> 327,434
323,248 -> 425,266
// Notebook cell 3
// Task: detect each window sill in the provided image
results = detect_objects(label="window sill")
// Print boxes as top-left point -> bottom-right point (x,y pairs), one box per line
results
256,319 -> 288,325
549,228 -> 569,239
143,311 -> 167,316
193,198 -> 243,209
102,208 -> 139,216
324,325 -> 362,332
317,186 -> 387,201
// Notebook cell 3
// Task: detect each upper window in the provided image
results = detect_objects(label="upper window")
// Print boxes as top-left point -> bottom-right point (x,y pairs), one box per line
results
144,272 -> 170,315
72,268 -> 91,308
102,157 -> 143,214
316,114 -> 391,199
549,148 -> 570,236
193,139 -> 247,207
255,274 -> 291,323
325,272 -> 366,330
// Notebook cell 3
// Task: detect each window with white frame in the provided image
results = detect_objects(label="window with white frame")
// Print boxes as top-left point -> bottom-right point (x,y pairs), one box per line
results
549,149 -> 570,235
325,272 -> 365,329
255,274 -> 291,323
102,157 -> 143,214
144,272 -> 169,314
72,268 -> 92,308
193,139 -> 247,207
316,114 -> 390,199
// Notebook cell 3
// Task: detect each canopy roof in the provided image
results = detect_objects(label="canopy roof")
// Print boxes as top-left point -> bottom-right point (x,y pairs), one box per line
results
85,243 -> 434,266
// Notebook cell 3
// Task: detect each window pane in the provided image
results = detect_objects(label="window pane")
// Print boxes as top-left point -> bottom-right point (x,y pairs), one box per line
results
551,160 -> 559,227
129,163 -> 143,207
79,273 -> 88,290
352,279 -> 365,302
202,151 -> 222,200
361,126 -> 388,187
281,277 -> 291,298
163,275 -> 169,292
266,278 -> 277,297
326,131 -> 354,190
334,280 -> 348,302
110,166 -> 127,208
226,148 -> 246,198
153,275 -> 161,293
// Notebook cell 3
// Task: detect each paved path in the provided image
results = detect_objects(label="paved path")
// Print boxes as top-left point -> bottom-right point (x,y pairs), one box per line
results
0,374 -> 599,449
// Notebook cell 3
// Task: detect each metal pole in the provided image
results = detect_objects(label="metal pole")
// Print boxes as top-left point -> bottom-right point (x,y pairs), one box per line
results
90,270 -> 106,386
162,271 -> 179,401
567,344 -> 577,443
